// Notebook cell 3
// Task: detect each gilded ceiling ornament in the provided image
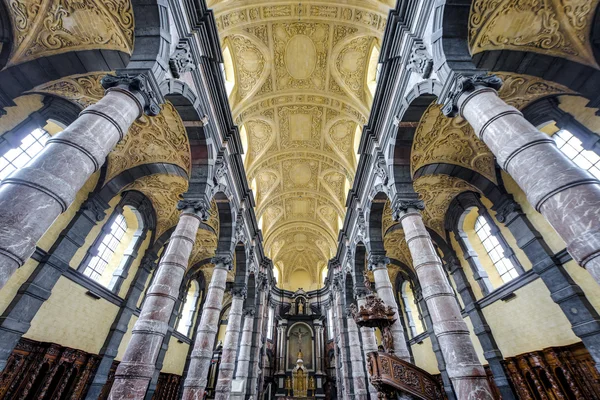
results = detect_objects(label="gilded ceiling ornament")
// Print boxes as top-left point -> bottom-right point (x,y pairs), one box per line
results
334,36 -> 373,100
496,72 -> 573,109
6,0 -> 134,67
469,0 -> 599,68
412,103 -> 497,183
278,105 -> 323,149
229,35 -> 267,101
190,230 -> 219,268
29,72 -> 106,108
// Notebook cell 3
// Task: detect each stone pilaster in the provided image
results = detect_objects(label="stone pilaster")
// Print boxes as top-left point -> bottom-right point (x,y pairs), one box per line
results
0,74 -> 159,290
395,201 -> 493,399
446,74 -> 600,283
108,200 -> 207,399
182,254 -> 233,399
332,279 -> 353,399
248,279 -> 268,397
368,255 -> 411,361
214,287 -> 246,399
276,322 -> 287,374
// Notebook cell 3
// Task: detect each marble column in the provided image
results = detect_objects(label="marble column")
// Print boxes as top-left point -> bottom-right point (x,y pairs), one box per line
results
356,296 -> 380,400
214,287 -> 246,399
276,323 -> 287,374
234,308 -> 255,394
182,255 -> 233,399
313,320 -> 326,397
248,280 -> 268,397
0,74 -> 159,290
395,201 -> 493,399
346,310 -> 368,400
368,255 -> 411,361
448,75 -> 600,283
109,200 -> 208,399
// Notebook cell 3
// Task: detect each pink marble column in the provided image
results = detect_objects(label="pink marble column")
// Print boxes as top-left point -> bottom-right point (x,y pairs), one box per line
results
357,296 -> 380,399
109,201 -> 208,399
451,75 -> 600,283
332,276 -> 352,399
182,255 -> 232,399
249,277 -> 268,397
396,202 -> 493,399
0,75 -> 159,290
346,310 -> 368,400
368,255 -> 411,361
214,287 -> 246,399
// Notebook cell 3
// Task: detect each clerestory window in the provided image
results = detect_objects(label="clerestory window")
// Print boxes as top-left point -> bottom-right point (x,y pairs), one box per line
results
474,215 -> 519,284
83,214 -> 128,282
553,129 -> 600,179
0,128 -> 50,181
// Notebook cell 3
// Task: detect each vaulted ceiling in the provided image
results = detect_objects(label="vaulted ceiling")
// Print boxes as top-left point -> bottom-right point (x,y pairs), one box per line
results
210,0 -> 391,290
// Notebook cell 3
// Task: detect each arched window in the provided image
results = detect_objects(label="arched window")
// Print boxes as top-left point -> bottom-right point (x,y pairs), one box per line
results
82,213 -> 128,282
474,215 -> 520,284
176,280 -> 201,336
0,128 -> 50,180
553,129 -> 600,178
221,43 -> 235,98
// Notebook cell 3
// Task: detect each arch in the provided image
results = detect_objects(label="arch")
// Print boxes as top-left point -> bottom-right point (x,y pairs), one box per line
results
432,0 -> 600,106
367,191 -> 390,255
0,0 -> 170,110
233,242 -> 248,289
388,81 -> 441,197
212,191 -> 235,256
353,242 -> 368,294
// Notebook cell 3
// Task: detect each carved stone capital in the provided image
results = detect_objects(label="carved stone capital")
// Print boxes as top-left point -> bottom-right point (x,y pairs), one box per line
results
214,156 -> 227,183
140,253 -> 158,271
232,285 -> 247,299
406,42 -> 433,79
494,198 -> 522,223
211,255 -> 233,270
81,197 -> 108,222
243,308 -> 256,317
101,74 -> 161,116
391,199 -> 425,221
169,42 -> 196,78
441,74 -> 503,117
354,287 -> 371,299
373,155 -> 388,184
368,255 -> 390,270
177,199 -> 211,221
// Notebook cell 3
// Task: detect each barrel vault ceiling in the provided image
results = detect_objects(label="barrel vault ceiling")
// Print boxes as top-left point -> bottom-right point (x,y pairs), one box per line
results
210,0 -> 391,289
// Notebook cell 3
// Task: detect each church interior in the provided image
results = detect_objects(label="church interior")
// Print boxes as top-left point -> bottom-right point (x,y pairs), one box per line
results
0,0 -> 600,398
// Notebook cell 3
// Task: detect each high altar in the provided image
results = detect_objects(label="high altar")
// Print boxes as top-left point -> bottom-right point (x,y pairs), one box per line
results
274,289 -> 325,398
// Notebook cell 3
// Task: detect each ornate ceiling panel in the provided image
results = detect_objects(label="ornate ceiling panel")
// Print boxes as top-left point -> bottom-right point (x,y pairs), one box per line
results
3,0 -> 134,68
30,72 -> 192,182
411,104 -> 497,183
469,0 -> 600,69
212,0 -> 388,288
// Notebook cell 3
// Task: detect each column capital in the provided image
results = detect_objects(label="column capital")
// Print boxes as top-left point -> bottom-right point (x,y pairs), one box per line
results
101,74 -> 161,117
367,254 -> 390,271
211,255 -> 233,270
494,197 -> 523,223
391,198 -> 424,221
441,73 -> 503,117
231,285 -> 247,299
177,199 -> 211,220
243,308 -> 256,317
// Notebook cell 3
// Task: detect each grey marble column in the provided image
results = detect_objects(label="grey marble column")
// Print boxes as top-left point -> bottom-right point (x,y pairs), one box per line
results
234,308 -> 255,391
248,280 -> 268,397
276,322 -> 287,374
448,75 -> 600,283
395,201 -> 493,399
182,255 -> 232,400
346,310 -> 368,400
332,277 -> 353,399
214,287 -> 245,399
368,255 -> 411,361
108,201 -> 207,399
0,74 -> 159,290
356,296 -> 380,400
